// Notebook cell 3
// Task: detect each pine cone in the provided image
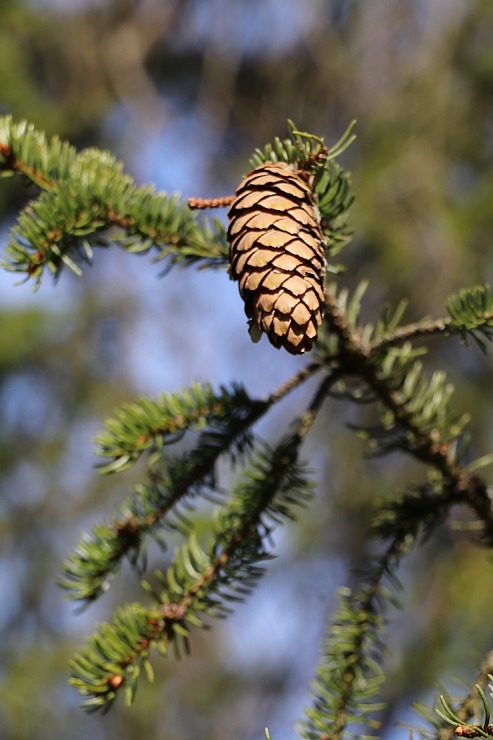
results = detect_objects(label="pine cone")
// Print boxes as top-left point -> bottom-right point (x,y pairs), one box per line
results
227,162 -> 326,355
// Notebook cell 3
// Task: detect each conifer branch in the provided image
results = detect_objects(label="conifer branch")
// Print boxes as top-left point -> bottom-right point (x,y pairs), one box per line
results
0,116 -> 229,282
446,285 -> 493,351
301,536 -> 407,739
265,360 -> 324,406
69,434 -> 316,710
0,118 -> 78,186
61,366 -> 326,604
370,484 -> 449,542
298,284 -> 493,737
0,117 -> 356,285
295,370 -> 342,441
68,363 -> 340,709
369,285 -> 493,352
320,289 -> 493,541
61,384 -> 269,602
94,382 -> 266,474
4,114 -> 491,731
370,316 -> 452,351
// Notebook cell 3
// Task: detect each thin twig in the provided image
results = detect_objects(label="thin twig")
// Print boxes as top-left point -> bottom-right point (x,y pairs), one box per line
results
187,195 -> 235,209
265,360 -> 324,406
0,142 -> 54,189
370,316 -> 452,351
295,370 -> 341,440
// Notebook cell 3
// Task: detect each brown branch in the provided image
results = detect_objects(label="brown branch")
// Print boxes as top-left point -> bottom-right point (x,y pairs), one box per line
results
369,311 -> 493,353
106,429 -> 313,699
265,359 -> 323,406
370,316 -> 453,351
187,195 -> 235,210
102,365 -> 338,702
0,142 -> 53,189
324,293 -> 493,539
109,363 -> 322,567
295,370 -> 342,441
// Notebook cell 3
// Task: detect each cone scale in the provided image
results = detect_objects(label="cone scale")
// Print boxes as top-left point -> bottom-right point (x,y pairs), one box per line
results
227,162 -> 326,355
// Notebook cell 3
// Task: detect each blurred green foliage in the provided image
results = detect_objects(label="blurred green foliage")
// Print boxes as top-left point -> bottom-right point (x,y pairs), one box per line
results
1,1 -> 493,738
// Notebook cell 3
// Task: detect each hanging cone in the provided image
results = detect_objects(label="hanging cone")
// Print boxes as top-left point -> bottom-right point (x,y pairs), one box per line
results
227,162 -> 326,355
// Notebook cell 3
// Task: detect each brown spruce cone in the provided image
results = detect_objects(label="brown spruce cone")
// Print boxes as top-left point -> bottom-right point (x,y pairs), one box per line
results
227,161 -> 326,355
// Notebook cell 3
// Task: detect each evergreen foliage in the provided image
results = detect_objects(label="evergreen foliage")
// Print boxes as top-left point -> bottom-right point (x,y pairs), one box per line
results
0,116 -> 229,283
447,285 -> 493,350
70,435 -> 314,711
2,116 -> 493,738
60,383 -> 268,602
94,381 -> 266,474
411,654 -> 493,739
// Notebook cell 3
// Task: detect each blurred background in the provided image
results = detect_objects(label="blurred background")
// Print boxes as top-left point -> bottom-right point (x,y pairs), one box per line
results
1,1 -> 493,738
